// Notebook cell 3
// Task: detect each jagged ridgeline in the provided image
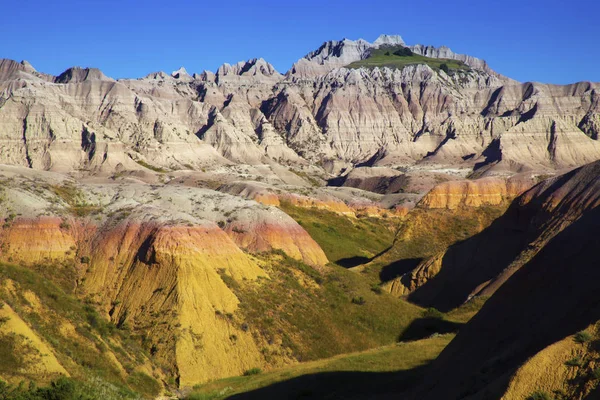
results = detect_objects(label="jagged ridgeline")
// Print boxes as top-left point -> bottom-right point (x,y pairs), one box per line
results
0,32 -> 600,400
0,34 -> 599,175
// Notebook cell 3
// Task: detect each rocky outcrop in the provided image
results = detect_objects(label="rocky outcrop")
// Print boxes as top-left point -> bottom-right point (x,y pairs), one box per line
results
84,220 -> 266,386
215,58 -> 283,84
417,175 -> 537,209
287,34 -> 506,80
408,44 -> 502,78
287,37 -> 372,77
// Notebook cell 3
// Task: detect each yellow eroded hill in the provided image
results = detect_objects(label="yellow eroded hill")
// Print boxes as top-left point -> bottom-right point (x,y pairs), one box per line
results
0,300 -> 68,380
82,222 -> 267,386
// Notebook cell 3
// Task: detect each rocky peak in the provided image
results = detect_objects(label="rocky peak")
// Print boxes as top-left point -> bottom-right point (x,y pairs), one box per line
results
287,34 -> 508,80
0,59 -> 26,81
373,34 -> 405,47
196,70 -> 216,82
141,71 -> 174,81
54,66 -> 113,84
171,66 -> 192,81
287,38 -> 373,78
216,58 -> 279,77
215,58 -> 282,85
304,38 -> 371,66
0,59 -> 57,83
20,60 -> 37,73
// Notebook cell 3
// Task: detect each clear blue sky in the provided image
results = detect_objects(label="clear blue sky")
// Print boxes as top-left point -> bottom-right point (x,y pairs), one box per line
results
2,0 -> 598,84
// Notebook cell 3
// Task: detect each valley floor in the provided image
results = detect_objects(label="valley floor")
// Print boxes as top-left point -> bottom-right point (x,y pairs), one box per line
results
186,334 -> 453,400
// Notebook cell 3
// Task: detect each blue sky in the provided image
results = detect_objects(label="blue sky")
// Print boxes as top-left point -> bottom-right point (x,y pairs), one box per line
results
2,0 -> 598,84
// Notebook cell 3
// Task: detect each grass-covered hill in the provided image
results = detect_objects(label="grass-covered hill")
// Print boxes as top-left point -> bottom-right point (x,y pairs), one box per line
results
347,45 -> 469,72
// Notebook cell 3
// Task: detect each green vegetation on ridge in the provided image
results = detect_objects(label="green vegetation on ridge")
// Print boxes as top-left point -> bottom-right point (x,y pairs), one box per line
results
0,376 -> 141,400
347,45 -> 469,71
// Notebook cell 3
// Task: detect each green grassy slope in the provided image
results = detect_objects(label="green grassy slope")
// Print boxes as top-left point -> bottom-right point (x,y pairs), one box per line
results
0,262 -> 161,399
186,334 -> 454,400
359,206 -> 507,283
220,251 -> 423,364
347,45 -> 469,71
278,201 -> 398,266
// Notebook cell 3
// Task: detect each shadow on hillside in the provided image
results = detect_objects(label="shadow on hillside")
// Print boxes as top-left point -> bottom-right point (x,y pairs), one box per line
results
379,258 -> 422,282
227,364 -> 429,400
335,256 -> 371,268
402,180 -> 578,312
407,206 -> 600,399
336,244 -> 397,269
398,317 -> 463,342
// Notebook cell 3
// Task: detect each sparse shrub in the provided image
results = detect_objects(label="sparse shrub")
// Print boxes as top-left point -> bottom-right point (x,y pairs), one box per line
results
80,256 -> 90,264
574,330 -> 592,344
59,220 -> 71,230
565,356 -> 582,367
84,305 -> 115,337
351,296 -> 366,305
592,367 -> 600,380
440,63 -> 450,74
0,376 -> 141,400
422,307 -> 444,320
393,47 -> 413,57
371,284 -> 383,294
127,371 -> 161,397
240,322 -> 249,332
243,368 -> 262,376
527,391 -> 553,400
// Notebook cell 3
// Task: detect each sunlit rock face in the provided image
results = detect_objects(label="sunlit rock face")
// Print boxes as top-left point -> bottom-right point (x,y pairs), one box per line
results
0,35 -> 598,178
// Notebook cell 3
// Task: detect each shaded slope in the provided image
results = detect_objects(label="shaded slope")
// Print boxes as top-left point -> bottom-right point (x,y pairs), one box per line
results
206,335 -> 452,400
409,204 -> 600,399
396,163 -> 600,311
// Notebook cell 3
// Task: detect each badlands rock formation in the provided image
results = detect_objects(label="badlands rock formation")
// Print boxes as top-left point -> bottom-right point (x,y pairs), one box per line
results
417,174 -> 536,209
2,33 -> 600,394
0,34 -> 599,180
0,165 -> 327,384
